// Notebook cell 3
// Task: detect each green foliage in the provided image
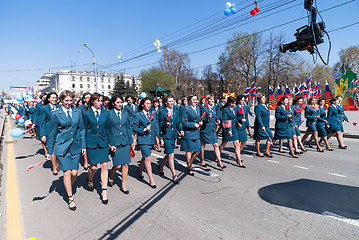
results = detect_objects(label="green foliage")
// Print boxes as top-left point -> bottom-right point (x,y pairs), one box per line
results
140,67 -> 175,93
112,75 -> 126,96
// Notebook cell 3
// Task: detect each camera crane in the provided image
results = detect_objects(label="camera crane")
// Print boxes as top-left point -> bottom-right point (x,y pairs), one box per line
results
279,0 -> 331,65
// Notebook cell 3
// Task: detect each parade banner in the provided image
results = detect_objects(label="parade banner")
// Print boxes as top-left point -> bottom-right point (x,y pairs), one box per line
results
223,91 -> 235,98
334,65 -> 357,110
10,86 -> 30,90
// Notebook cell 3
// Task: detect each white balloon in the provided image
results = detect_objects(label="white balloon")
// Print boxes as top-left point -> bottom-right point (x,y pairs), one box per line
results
225,2 -> 232,8
157,49 -> 162,53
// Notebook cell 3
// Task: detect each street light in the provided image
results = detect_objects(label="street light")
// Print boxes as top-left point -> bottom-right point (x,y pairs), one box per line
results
83,43 -> 98,92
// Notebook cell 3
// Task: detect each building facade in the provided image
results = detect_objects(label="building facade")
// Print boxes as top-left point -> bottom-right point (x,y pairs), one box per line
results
34,73 -> 54,93
38,70 -> 141,96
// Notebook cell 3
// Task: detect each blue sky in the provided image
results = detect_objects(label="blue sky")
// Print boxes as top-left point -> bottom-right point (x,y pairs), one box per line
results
0,0 -> 358,93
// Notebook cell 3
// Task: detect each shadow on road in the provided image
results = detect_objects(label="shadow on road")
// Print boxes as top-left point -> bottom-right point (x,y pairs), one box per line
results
258,179 -> 359,219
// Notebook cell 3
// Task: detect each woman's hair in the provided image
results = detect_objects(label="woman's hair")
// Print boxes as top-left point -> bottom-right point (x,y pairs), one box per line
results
126,95 -> 136,102
152,98 -> 159,105
256,93 -> 264,103
181,97 -> 188,104
43,92 -> 58,106
138,97 -> 151,111
206,95 -> 214,101
330,97 -> 338,104
277,97 -> 287,106
318,97 -> 325,103
188,93 -> 197,102
108,94 -> 123,110
76,99 -> 83,107
59,90 -> 75,101
293,96 -> 303,105
223,96 -> 235,109
82,92 -> 91,102
86,92 -> 103,110
307,97 -> 317,105
163,94 -> 175,107
236,95 -> 245,105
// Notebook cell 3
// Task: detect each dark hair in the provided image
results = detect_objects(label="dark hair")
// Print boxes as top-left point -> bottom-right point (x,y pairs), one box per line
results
43,92 -> 58,106
223,96 -> 235,109
138,97 -> 151,111
103,96 -> 110,102
86,92 -> 103,110
330,97 -> 338,104
181,97 -> 188,105
152,99 -> 159,105
277,97 -> 287,106
307,97 -> 317,106
59,90 -> 75,101
109,94 -> 123,110
318,97 -> 325,103
293,96 -> 303,105
236,95 -> 245,105
163,94 -> 175,107
39,93 -> 47,99
82,92 -> 91,102
256,93 -> 264,103
126,95 -> 136,102
188,93 -> 197,102
76,99 -> 83,107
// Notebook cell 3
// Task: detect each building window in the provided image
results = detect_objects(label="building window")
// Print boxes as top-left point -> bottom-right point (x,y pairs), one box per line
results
108,85 -> 111,89
80,77 -> 83,82
87,77 -> 90,82
72,84 -> 75,88
87,84 -> 90,88
72,76 -> 75,81
80,84 -> 83,88
101,85 -> 104,89
108,78 -> 111,83
101,77 -> 104,83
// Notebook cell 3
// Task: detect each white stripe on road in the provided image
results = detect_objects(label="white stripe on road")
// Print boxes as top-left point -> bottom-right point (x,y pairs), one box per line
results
322,211 -> 359,227
294,165 -> 308,170
244,154 -> 253,158
151,153 -> 219,177
328,172 -> 346,178
267,160 -> 280,164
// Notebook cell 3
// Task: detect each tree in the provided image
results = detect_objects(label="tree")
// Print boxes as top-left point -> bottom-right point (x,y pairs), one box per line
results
112,75 -> 126,95
159,48 -> 191,86
202,65 -> 218,94
125,81 -> 131,95
131,76 -> 137,94
334,45 -> 359,74
218,32 -> 264,92
311,63 -> 334,90
140,68 -> 175,93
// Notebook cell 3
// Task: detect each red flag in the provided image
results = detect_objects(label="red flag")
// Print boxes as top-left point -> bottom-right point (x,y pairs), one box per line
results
237,106 -> 244,114
311,105 -> 319,110
200,111 -> 207,120
150,111 -> 157,120
353,122 -> 358,126
285,104 -> 290,111
130,148 -> 135,159
295,108 -> 304,113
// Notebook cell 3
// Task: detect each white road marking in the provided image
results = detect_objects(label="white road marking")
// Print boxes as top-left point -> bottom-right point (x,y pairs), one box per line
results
328,172 -> 346,178
151,153 -> 219,177
267,160 -> 280,164
322,211 -> 359,227
244,154 -> 253,158
294,165 -> 308,170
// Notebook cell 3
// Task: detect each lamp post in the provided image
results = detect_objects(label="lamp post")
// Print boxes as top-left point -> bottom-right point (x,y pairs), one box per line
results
83,43 -> 98,92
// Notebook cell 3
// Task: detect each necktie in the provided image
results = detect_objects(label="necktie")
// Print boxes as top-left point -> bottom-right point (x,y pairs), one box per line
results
117,111 -> 121,120
95,111 -> 100,122
147,112 -> 150,120
67,109 -> 71,118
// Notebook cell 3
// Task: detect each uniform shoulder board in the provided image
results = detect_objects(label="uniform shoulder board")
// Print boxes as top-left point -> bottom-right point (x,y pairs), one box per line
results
52,108 -> 59,112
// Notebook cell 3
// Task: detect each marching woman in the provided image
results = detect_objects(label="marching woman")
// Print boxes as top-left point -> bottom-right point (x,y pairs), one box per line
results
181,94 -> 203,175
316,97 -> 333,151
244,96 -> 254,138
253,94 -> 273,157
107,95 -> 133,194
133,97 -> 161,188
33,94 -> 47,154
218,96 -> 245,168
78,92 -> 91,170
236,95 -> 248,152
327,97 -> 347,149
46,90 -> 86,211
151,99 -> 162,152
83,92 -> 111,204
199,95 -> 225,170
158,94 -> 183,183
40,92 -> 60,175
292,97 -> 307,152
301,97 -> 324,152
273,97 -> 297,158
125,95 -> 138,151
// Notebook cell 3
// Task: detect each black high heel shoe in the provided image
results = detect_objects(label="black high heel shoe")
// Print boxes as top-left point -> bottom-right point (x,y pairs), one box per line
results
307,143 -> 313,148
172,175 -> 179,184
120,186 -> 129,194
339,145 -> 347,149
256,153 -> 264,157
216,163 -> 226,171
101,189 -> 108,205
316,148 -> 324,152
67,195 -> 76,211
108,178 -> 114,187
137,169 -> 144,179
236,161 -> 246,168
289,152 -> 298,158
158,165 -> 164,176
187,168 -> 194,176
326,147 -> 334,151
264,153 -> 273,158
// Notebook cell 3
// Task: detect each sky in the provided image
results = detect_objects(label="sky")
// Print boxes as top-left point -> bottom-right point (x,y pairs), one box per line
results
0,0 -> 358,93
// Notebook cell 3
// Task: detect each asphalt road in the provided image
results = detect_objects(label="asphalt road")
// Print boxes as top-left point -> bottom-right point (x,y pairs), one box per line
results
1,119 -> 359,240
